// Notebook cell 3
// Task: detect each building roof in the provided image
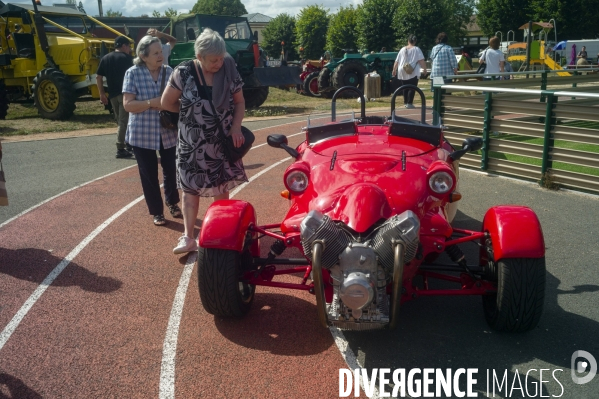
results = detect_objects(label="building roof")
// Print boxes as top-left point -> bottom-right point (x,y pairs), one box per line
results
467,15 -> 480,32
242,13 -> 272,23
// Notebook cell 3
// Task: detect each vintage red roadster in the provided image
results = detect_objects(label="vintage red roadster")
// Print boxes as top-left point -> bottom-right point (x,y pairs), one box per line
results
197,86 -> 546,332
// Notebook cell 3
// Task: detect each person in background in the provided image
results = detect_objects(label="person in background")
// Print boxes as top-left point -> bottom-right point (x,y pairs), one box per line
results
577,46 -> 589,66
479,36 -> 505,79
96,35 -> 134,158
460,47 -> 472,68
392,35 -> 427,108
122,35 -> 182,226
429,32 -> 458,89
147,28 -> 177,63
161,28 -> 247,255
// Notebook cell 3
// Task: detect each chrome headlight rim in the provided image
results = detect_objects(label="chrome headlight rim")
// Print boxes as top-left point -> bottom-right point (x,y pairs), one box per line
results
429,171 -> 454,194
285,170 -> 309,194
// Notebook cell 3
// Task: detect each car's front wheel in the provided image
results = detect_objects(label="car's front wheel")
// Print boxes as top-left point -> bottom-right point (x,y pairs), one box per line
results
197,247 -> 255,317
482,257 -> 545,332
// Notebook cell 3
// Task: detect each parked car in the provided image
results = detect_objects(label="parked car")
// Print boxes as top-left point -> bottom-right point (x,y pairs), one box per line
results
196,85 -> 547,332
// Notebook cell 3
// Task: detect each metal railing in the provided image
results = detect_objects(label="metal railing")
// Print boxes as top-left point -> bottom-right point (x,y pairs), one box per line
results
432,71 -> 599,194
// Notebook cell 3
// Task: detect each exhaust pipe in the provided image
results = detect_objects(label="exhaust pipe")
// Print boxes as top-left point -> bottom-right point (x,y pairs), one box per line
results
389,240 -> 405,330
311,241 -> 329,328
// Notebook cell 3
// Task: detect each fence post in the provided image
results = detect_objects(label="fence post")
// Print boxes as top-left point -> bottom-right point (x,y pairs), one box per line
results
540,92 -> 556,186
481,92 -> 493,171
433,83 -> 443,126
540,71 -> 548,102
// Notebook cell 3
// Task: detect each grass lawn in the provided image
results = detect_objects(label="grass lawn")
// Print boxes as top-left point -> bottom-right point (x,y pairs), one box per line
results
0,81 -> 435,137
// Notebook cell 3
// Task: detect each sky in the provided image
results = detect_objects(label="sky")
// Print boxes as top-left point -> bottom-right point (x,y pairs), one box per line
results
19,0 -> 362,18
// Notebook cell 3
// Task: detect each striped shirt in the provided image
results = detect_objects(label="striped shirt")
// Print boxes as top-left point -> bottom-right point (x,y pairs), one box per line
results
123,64 -> 177,150
430,44 -> 458,79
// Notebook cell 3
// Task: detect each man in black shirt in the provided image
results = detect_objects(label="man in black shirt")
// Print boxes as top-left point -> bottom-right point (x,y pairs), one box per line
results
96,36 -> 134,158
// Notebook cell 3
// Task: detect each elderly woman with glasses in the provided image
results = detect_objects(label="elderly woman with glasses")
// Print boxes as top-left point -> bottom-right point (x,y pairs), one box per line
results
161,28 -> 247,255
123,35 -> 182,226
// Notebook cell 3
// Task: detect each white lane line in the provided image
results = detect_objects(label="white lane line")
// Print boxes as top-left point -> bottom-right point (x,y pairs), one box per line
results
330,327 -> 381,398
0,165 -> 137,229
158,156 -> 291,399
0,193 -> 146,351
159,252 -> 196,399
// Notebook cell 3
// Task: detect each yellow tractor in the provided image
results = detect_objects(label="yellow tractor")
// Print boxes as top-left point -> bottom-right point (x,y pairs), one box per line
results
0,1 -> 131,120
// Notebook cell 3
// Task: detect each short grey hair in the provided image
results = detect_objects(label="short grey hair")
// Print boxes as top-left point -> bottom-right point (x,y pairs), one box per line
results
134,35 -> 161,66
194,28 -> 226,58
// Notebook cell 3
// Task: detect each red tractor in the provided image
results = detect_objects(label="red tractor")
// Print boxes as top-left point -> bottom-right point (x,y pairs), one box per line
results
197,85 -> 546,332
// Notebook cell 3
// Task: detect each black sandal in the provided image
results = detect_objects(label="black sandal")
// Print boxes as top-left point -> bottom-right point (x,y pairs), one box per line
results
168,204 -> 182,218
153,214 -> 167,226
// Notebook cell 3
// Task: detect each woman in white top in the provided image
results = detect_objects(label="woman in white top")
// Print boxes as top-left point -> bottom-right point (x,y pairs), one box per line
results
392,35 -> 428,108
479,36 -> 505,79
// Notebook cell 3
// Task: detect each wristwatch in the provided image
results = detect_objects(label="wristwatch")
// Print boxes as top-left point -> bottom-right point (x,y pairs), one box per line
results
146,99 -> 151,106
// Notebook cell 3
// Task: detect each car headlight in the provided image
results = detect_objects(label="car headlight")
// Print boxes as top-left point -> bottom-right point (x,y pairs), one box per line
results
429,171 -> 453,194
286,171 -> 309,193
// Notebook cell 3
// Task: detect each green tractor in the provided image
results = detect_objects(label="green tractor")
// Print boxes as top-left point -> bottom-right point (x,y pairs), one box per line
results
168,14 -> 301,108
0,1 -> 130,120
317,51 -> 398,97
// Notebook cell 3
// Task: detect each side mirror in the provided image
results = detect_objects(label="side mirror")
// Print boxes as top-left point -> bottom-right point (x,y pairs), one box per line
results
449,136 -> 483,161
267,134 -> 299,158
267,134 -> 288,148
462,136 -> 483,152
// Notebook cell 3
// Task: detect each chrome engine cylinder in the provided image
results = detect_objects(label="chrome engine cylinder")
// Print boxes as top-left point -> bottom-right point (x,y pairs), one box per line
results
371,210 -> 420,276
300,210 -> 350,269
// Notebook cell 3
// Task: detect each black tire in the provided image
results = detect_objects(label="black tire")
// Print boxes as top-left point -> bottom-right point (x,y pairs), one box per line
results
32,68 -> 76,120
197,246 -> 255,317
0,82 -> 8,120
243,86 -> 269,108
302,71 -> 321,97
482,257 -> 546,332
331,60 -> 367,91
317,68 -> 332,92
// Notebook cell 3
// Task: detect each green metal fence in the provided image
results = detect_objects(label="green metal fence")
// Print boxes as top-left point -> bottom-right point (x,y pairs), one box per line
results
432,69 -> 599,194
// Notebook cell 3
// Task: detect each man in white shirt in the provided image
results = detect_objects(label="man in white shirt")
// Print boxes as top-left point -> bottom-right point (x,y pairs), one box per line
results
147,28 -> 177,63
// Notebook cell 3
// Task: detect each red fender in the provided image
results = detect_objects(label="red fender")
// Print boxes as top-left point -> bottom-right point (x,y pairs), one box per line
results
482,206 -> 545,261
199,200 -> 259,255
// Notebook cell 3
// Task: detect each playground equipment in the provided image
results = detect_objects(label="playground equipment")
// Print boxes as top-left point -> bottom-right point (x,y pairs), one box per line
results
506,21 -> 570,76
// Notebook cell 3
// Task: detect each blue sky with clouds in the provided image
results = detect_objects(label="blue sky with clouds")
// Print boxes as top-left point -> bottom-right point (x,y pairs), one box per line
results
16,0 -> 362,18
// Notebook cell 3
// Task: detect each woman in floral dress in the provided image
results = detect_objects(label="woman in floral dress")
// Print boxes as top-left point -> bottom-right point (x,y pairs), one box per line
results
161,28 -> 248,254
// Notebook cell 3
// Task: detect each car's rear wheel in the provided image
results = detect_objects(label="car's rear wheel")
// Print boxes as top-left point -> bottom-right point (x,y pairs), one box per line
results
32,68 -> 76,120
302,71 -> 321,97
243,86 -> 269,108
482,257 -> 545,332
197,247 -> 255,317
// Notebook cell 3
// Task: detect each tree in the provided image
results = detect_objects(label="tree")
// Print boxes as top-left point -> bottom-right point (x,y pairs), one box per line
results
261,14 -> 298,62
476,0 -> 532,38
191,0 -> 247,16
326,5 -> 358,57
165,8 -> 179,18
295,5 -> 329,60
530,0 -> 599,40
105,9 -> 123,17
394,0 -> 474,55
356,0 -> 399,53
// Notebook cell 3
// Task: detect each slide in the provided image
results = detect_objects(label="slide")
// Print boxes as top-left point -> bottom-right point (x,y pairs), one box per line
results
543,56 -> 571,76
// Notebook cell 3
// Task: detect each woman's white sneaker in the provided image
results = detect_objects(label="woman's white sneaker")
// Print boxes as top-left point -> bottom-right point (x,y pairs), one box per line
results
173,235 -> 198,254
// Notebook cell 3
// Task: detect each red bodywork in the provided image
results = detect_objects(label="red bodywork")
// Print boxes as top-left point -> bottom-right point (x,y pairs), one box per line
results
200,103 -> 545,313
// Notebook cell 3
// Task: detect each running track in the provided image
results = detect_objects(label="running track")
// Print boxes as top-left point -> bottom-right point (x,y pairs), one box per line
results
1,117 -> 599,398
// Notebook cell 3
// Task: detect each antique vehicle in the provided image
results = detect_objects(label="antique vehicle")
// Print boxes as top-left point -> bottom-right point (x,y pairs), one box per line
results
0,1 -> 130,119
168,14 -> 301,108
317,50 -> 398,97
197,85 -> 546,332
